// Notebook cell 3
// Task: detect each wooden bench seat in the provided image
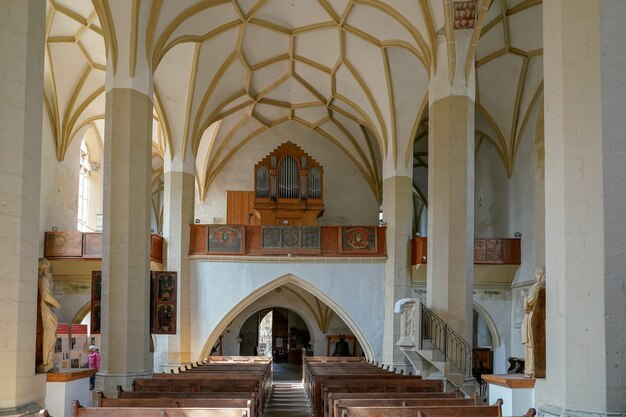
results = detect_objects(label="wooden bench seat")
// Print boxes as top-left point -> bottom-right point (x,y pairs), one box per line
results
336,399 -> 505,417
331,398 -> 476,417
117,386 -> 255,399
131,378 -> 262,413
96,392 -> 255,416
132,377 -> 259,393
318,379 -> 444,417
72,400 -> 250,417
325,391 -> 463,417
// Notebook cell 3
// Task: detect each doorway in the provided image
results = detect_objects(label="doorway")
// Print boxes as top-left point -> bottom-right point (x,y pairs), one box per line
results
239,307 -> 311,365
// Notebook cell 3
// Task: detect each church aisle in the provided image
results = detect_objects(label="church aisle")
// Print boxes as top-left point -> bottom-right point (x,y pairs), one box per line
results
264,363 -> 312,417
264,382 -> 312,417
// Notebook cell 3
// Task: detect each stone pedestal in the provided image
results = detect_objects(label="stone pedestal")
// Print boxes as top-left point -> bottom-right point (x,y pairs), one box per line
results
482,374 -> 536,417
44,369 -> 95,417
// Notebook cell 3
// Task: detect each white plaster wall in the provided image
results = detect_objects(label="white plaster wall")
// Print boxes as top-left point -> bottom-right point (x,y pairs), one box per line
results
195,121 -> 379,225
474,140 -> 510,237
40,122 -> 104,254
509,108 -> 541,285
40,112 -> 82,253
189,261 -> 385,361
475,106 -> 541,359
54,294 -> 90,324
507,108 -> 541,357
83,129 -> 104,232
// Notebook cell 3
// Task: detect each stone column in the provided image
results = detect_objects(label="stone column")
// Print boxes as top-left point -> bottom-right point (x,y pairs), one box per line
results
0,1 -> 46,415
541,1 -> 626,415
159,156 -> 195,370
98,86 -> 154,393
381,175 -> 413,367
426,30 -> 475,341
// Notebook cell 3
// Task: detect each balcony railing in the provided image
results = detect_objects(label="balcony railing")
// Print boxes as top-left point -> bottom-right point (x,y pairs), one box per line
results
411,237 -> 521,265
189,225 -> 387,257
43,231 -> 164,263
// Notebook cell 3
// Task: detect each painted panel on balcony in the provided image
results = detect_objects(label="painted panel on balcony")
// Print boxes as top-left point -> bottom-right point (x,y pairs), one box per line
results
262,226 -> 320,249
44,232 -> 83,257
208,225 -> 245,254
340,226 -> 377,253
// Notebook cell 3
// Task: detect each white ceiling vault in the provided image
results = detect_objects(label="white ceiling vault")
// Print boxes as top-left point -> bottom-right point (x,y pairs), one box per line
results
43,0 -> 542,203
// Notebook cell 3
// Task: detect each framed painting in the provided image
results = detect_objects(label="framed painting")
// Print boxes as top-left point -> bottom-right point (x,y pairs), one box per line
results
150,271 -> 177,334
90,271 -> 101,334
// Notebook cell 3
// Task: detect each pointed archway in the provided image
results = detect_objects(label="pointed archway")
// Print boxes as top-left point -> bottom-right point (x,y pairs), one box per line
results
199,273 -> 375,360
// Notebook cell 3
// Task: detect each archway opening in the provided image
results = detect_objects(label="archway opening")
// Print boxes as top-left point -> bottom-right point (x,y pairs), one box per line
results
204,276 -> 372,367
237,308 -> 312,365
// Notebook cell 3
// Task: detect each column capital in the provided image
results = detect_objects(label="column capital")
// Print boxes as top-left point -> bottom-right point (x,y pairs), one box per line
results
96,0 -> 155,96
429,29 -> 476,104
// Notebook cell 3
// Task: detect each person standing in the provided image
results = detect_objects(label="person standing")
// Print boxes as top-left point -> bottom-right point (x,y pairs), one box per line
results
88,345 -> 100,390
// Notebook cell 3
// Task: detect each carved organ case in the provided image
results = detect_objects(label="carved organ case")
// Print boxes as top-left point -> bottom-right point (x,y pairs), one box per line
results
253,141 -> 324,225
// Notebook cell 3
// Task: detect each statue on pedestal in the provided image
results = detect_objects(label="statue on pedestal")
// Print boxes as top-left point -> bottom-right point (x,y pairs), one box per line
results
36,258 -> 60,373
522,268 -> 546,378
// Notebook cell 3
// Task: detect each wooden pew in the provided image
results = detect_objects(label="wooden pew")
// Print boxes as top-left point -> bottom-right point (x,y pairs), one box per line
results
96,392 -> 255,417
337,404 -> 536,417
319,379 -> 444,417
331,398 -> 476,417
153,365 -> 270,410
131,378 -> 262,414
335,399 -> 505,417
116,386 -> 256,400
325,391 -> 463,417
72,400 -> 251,417
203,356 -> 271,363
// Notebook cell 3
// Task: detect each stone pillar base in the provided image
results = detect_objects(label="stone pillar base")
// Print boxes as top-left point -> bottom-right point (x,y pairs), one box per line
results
535,402 -> 625,417
0,402 -> 42,417
95,370 -> 152,397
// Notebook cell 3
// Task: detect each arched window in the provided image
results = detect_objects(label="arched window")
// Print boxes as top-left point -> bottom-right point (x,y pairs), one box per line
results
77,140 -> 90,232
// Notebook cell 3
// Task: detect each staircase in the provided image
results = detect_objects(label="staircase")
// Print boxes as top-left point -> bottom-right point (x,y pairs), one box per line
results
263,381 -> 312,417
396,299 -> 484,399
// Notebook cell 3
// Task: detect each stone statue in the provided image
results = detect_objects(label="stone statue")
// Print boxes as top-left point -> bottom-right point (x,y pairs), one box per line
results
37,258 -> 60,373
522,268 -> 546,377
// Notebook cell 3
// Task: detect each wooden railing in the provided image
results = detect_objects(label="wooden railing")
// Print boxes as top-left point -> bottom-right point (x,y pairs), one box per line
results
189,225 -> 387,257
43,232 -> 164,263
411,237 -> 521,265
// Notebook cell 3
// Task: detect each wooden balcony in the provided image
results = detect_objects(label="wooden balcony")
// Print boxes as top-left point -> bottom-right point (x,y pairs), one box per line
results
43,231 -> 164,264
189,225 -> 387,257
411,237 -> 521,285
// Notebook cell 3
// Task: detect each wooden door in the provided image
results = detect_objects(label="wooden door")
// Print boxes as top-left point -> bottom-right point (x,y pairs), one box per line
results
227,191 -> 260,225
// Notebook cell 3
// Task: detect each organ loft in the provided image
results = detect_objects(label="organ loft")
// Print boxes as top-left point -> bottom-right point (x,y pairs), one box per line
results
1,1 -> 625,417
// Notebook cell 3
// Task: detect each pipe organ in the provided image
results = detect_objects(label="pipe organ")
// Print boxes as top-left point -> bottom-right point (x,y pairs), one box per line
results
253,141 -> 324,225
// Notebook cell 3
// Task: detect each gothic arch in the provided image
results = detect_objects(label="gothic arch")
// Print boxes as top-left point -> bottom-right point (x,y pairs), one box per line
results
473,302 -> 501,349
71,301 -> 91,324
199,273 -> 374,360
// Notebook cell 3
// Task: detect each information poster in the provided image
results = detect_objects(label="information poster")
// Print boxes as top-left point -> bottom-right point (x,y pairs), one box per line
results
54,323 -> 70,369
70,324 -> 88,368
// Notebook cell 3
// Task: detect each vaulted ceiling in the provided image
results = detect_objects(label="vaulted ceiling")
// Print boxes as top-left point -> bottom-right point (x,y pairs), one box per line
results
43,0 -> 543,203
